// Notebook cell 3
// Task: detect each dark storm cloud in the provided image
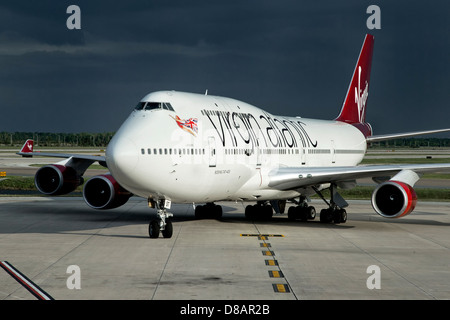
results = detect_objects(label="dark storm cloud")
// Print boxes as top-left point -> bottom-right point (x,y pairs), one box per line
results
0,1 -> 448,135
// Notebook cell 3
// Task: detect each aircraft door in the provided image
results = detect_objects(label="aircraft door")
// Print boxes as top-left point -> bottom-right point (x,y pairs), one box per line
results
331,140 -> 336,164
208,136 -> 216,167
255,144 -> 261,167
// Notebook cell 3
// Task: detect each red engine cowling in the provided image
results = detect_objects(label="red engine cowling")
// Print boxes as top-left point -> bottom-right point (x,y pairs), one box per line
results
371,180 -> 417,218
35,164 -> 83,195
83,174 -> 132,210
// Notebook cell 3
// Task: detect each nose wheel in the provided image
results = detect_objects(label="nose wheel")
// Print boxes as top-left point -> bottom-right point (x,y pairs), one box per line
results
148,198 -> 174,239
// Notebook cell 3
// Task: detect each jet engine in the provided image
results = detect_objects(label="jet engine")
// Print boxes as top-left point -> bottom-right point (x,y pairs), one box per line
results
83,174 -> 132,210
371,180 -> 417,218
35,164 -> 83,195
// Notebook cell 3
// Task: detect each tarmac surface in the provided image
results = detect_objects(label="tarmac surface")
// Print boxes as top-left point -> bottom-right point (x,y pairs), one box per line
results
1,147 -> 449,301
1,196 -> 450,300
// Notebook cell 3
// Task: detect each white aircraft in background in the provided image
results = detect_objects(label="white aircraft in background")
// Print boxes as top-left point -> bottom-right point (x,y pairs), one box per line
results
18,34 -> 450,238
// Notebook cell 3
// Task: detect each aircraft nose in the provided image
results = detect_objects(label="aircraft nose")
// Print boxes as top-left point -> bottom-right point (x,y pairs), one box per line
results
106,135 -> 139,181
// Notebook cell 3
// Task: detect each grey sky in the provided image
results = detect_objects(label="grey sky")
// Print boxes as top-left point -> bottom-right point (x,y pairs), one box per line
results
0,1 -> 449,136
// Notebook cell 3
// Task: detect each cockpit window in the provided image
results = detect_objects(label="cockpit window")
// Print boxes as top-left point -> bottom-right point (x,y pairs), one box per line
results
144,102 -> 161,110
134,102 -> 175,112
135,102 -> 146,110
162,103 -> 174,111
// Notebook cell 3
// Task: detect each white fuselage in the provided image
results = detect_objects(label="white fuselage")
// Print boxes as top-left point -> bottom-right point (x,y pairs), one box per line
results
106,91 -> 367,203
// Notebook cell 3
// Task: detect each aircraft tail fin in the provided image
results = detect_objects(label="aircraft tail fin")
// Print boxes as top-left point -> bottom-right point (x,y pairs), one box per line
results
336,34 -> 374,126
19,139 -> 34,157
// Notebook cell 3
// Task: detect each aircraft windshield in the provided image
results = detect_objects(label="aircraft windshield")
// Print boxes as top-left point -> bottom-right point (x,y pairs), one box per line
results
134,102 -> 174,111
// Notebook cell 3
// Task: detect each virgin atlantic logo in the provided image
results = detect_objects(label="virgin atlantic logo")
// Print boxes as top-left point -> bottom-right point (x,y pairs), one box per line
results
355,66 -> 369,122
170,115 -> 199,137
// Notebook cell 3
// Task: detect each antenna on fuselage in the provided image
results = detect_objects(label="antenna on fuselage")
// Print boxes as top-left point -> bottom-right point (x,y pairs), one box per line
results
205,89 -> 208,96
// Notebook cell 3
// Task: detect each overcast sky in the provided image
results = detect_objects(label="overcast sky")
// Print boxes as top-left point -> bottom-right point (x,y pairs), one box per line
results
0,0 -> 449,136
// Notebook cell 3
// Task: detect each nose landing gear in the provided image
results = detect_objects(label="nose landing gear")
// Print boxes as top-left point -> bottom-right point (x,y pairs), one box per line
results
148,198 -> 173,239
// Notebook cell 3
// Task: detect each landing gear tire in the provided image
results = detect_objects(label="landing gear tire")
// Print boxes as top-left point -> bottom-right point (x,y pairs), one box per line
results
245,203 -> 273,220
341,209 -> 347,223
320,208 -> 347,224
287,206 -> 296,221
149,220 -> 160,238
331,208 -> 347,224
287,205 -> 316,221
161,220 -> 173,238
148,219 -> 173,238
320,208 -> 333,223
307,206 -> 316,220
195,203 -> 222,219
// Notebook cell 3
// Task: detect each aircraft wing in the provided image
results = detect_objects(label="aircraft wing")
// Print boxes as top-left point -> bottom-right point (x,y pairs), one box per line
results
367,128 -> 450,143
16,139 -> 107,167
268,163 -> 450,191
16,151 -> 105,163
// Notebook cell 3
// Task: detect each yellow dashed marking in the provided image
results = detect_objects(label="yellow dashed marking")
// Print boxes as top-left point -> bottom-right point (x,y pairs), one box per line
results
240,233 -> 290,294
273,284 -> 290,293
265,259 -> 278,266
269,270 -> 284,278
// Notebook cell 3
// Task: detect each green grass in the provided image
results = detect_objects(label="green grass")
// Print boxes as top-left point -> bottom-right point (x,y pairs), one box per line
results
0,176 -> 84,192
422,173 -> 450,179
0,176 -> 36,190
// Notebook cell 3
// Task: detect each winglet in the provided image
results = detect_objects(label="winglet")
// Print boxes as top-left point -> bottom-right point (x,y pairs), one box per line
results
335,34 -> 374,137
19,139 -> 34,157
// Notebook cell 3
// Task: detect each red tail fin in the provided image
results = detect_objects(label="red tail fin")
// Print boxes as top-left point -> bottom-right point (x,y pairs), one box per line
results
19,139 -> 34,157
336,34 -> 374,125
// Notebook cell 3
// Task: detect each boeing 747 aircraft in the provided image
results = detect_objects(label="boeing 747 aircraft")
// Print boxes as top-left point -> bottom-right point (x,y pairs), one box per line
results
18,34 -> 450,238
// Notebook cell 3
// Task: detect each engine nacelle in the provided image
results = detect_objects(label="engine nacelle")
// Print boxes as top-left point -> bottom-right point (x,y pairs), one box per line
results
83,174 -> 132,210
371,180 -> 417,218
35,164 -> 83,195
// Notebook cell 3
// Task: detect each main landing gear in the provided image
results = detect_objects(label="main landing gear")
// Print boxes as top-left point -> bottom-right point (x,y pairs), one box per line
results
286,184 -> 348,224
245,201 -> 274,220
313,184 -> 348,224
148,199 -> 173,239
195,203 -> 223,219
287,197 -> 316,221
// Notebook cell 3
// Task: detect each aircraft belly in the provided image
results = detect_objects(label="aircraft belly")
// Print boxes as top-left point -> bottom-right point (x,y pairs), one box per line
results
132,163 -> 254,203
